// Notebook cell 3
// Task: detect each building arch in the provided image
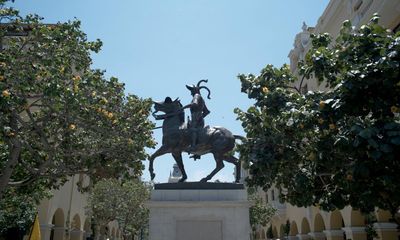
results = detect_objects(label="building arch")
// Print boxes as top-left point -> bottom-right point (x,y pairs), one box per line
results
111,227 -> 116,239
70,214 -> 81,240
50,208 -> 64,240
351,209 -> 366,226
301,217 -> 311,234
52,208 -> 65,227
100,225 -> 109,239
272,226 -> 278,238
375,209 -> 391,222
71,214 -> 81,230
83,218 -> 91,239
330,210 -> 344,229
290,220 -> 299,236
314,213 -> 326,232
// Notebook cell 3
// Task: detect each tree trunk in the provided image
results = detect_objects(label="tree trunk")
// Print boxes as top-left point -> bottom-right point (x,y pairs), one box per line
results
0,139 -> 22,200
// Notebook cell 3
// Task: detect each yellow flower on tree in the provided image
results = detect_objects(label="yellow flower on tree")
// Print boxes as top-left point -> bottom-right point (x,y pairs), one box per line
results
72,75 -> 81,82
100,97 -> 108,104
262,87 -> 269,94
346,174 -> 353,181
319,101 -> 325,109
2,89 -> 11,97
308,152 -> 317,161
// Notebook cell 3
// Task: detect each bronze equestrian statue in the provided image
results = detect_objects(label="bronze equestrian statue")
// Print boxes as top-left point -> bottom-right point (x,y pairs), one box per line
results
149,80 -> 242,183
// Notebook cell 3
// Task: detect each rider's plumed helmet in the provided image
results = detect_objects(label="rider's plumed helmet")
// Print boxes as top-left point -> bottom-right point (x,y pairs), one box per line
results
186,79 -> 211,99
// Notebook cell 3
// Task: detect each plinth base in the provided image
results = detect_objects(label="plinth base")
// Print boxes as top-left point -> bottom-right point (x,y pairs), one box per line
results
148,182 -> 250,240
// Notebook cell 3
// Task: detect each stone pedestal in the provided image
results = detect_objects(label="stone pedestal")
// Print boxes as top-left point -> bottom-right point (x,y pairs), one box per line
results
148,182 -> 250,240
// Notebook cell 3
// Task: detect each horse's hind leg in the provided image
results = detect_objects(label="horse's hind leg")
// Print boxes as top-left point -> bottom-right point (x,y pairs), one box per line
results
200,153 -> 224,182
149,145 -> 170,181
172,152 -> 187,182
223,155 -> 241,183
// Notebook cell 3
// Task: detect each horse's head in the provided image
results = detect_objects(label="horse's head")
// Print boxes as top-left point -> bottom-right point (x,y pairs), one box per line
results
153,97 -> 181,114
153,96 -> 185,125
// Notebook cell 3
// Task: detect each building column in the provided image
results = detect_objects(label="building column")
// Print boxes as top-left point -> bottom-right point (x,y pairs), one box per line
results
342,227 -> 367,240
373,222 -> 398,240
70,229 -> 85,240
296,234 -> 311,240
40,224 -> 54,240
323,229 -> 345,240
308,231 -> 326,240
53,226 -> 66,240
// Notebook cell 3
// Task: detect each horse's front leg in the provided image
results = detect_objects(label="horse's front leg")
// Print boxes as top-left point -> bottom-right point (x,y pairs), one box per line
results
172,151 -> 187,182
149,145 -> 170,181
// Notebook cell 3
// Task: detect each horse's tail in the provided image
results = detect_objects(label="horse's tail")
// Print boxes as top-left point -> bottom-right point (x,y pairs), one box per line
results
233,135 -> 245,141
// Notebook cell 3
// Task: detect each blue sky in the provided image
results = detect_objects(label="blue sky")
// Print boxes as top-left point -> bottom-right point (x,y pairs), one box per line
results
12,0 -> 329,182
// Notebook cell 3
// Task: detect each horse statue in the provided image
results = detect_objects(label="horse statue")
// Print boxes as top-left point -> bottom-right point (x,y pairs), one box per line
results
149,96 -> 242,183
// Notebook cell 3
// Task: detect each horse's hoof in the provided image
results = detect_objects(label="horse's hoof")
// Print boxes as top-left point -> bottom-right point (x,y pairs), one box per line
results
150,173 -> 155,180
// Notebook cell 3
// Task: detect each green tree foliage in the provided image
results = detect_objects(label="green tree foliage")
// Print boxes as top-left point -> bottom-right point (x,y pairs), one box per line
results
0,0 -> 154,197
236,15 -> 400,214
248,188 -> 276,239
86,179 -> 150,240
0,0 -> 155,234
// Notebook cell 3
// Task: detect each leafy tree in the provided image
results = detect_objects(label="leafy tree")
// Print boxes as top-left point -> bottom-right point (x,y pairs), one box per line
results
0,0 -> 154,198
0,0 -> 155,234
236,15 -> 400,215
248,188 -> 276,240
86,178 -> 150,240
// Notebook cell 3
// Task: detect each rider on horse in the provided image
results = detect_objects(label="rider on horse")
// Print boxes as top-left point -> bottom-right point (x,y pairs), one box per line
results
182,80 -> 211,155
